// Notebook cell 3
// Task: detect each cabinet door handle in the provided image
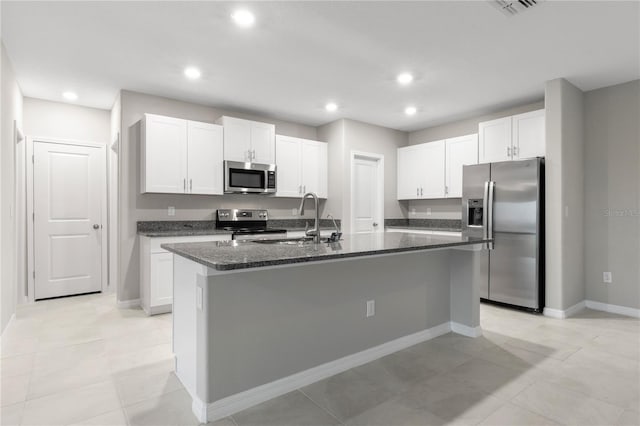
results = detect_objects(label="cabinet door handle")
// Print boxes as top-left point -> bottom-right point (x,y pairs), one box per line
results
190,179 -> 193,192
416,187 -> 419,197
513,146 -> 518,157
420,187 -> 423,196
299,185 -> 302,194
183,179 -> 186,192
507,146 -> 511,158
252,149 -> 256,160
445,186 -> 448,195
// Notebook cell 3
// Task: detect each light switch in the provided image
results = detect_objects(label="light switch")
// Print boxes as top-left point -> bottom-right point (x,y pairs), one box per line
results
168,206 -> 175,216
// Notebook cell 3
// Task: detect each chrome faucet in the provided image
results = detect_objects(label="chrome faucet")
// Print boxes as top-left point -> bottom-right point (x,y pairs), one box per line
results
326,214 -> 342,242
298,192 -> 321,243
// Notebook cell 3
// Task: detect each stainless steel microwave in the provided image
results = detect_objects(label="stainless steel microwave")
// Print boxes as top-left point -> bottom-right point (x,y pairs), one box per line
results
224,161 -> 277,194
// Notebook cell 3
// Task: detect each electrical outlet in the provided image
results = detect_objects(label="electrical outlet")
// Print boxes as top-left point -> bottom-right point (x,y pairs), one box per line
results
366,300 -> 375,317
168,206 -> 175,216
292,208 -> 297,216
603,272 -> 612,283
410,208 -> 416,216
426,208 -> 432,216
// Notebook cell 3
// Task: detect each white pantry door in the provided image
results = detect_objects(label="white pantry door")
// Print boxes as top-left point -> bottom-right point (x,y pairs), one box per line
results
33,141 -> 105,300
351,155 -> 383,233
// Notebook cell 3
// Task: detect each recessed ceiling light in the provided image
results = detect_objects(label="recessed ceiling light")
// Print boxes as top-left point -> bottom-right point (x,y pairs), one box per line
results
397,73 -> 414,85
325,102 -> 338,112
404,106 -> 417,116
62,91 -> 78,101
231,9 -> 255,27
184,67 -> 201,79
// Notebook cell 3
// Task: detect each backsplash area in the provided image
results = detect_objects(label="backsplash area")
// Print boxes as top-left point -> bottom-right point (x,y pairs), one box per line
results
407,199 -> 462,220
384,218 -> 462,231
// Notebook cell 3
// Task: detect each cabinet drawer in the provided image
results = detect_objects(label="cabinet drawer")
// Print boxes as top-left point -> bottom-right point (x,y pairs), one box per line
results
149,234 -> 231,253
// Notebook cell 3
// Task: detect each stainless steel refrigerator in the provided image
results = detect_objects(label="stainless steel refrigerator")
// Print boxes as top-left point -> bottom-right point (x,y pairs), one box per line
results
462,158 -> 544,312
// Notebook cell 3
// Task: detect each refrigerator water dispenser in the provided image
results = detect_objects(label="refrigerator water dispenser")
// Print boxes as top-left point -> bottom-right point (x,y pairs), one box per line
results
467,199 -> 484,227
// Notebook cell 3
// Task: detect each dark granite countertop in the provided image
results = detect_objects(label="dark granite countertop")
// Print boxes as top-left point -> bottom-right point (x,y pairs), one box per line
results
161,232 -> 488,271
137,220 -> 340,238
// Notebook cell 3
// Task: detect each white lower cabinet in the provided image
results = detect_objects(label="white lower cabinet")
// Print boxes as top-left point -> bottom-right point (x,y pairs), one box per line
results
140,234 -> 231,315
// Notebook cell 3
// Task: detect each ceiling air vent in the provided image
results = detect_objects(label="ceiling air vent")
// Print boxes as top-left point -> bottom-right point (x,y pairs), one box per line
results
492,0 -> 544,16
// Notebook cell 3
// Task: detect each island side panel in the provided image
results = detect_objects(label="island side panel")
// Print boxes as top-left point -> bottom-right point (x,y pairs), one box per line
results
204,250 -> 452,402
449,248 -> 483,335
173,255 -> 208,405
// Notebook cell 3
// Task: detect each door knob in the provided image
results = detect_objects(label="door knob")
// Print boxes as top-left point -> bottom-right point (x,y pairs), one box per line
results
93,224 -> 100,230
373,222 -> 379,227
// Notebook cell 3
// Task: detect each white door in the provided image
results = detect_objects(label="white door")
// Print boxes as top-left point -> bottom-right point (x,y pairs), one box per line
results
33,142 -> 105,300
143,114 -> 187,194
187,121 -> 223,195
512,109 -> 545,160
275,136 -> 302,197
420,140 -> 446,198
250,122 -> 275,164
352,155 -> 383,233
479,116 -> 512,163
445,134 -> 478,198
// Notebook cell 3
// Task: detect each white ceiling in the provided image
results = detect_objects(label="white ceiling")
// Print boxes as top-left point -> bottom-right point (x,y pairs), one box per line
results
2,1 -> 639,131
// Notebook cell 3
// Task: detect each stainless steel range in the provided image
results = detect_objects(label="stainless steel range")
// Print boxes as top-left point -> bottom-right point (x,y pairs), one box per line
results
216,209 -> 287,241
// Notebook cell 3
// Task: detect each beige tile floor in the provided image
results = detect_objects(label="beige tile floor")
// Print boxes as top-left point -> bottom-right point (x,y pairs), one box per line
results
1,293 -> 639,425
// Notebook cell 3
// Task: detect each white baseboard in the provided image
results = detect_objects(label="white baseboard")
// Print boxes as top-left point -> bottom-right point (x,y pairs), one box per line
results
450,322 -> 483,337
586,300 -> 640,319
543,300 -> 586,319
117,298 -> 140,309
204,322 -> 452,422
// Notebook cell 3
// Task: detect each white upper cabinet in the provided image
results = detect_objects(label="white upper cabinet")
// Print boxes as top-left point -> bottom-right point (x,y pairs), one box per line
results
218,116 -> 275,164
275,135 -> 327,198
479,109 -> 545,164
479,116 -> 512,163
142,114 -> 187,194
187,121 -> 224,195
274,136 -> 301,197
397,141 -> 446,200
397,144 -> 424,200
141,114 -> 223,195
420,140 -> 446,199
397,136 -> 477,200
445,134 -> 479,198
512,109 -> 545,160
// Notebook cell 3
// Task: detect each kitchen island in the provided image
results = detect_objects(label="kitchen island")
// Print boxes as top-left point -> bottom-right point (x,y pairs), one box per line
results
162,232 -> 488,423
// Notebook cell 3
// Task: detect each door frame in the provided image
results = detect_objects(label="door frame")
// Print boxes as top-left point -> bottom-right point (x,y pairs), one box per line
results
349,150 -> 385,234
26,136 -> 108,303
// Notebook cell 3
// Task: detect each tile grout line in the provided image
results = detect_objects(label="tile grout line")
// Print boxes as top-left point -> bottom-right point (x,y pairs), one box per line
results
297,388 -> 346,425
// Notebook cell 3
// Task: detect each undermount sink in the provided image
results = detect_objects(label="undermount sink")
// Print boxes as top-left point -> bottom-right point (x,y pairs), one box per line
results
252,238 -> 315,245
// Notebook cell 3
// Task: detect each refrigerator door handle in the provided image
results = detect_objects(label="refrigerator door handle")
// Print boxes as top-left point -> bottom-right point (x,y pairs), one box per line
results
487,181 -> 495,250
483,182 -> 489,241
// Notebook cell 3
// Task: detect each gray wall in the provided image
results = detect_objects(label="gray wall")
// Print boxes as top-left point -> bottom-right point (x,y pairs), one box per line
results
317,119 -> 346,221
203,251 -> 452,401
584,80 -> 640,310
405,100 -> 544,220
544,78 -> 585,311
342,119 -> 408,232
318,119 -> 408,233
23,97 -> 110,143
1,42 -> 23,333
118,90 -> 321,302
